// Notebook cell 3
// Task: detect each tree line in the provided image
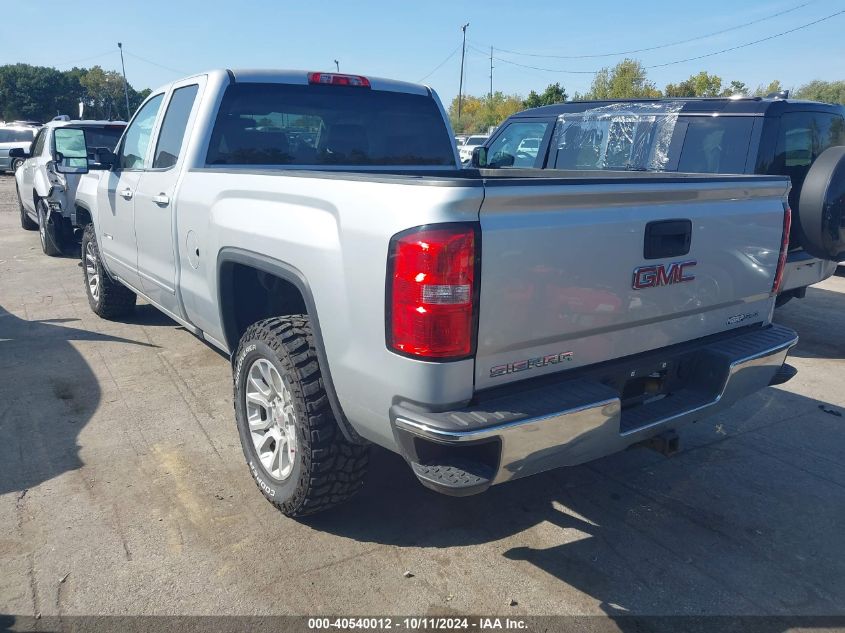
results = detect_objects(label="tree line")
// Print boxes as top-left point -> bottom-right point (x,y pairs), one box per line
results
0,64 -> 152,123
449,58 -> 845,133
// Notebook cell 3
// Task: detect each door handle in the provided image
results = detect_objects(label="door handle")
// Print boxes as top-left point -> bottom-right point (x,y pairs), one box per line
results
644,219 -> 692,259
119,188 -> 133,200
152,193 -> 170,206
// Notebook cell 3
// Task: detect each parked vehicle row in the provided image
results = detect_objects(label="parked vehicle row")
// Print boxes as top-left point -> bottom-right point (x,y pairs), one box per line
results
0,124 -> 39,173
471,95 -> 845,304
28,68 -> 844,519
457,134 -> 488,163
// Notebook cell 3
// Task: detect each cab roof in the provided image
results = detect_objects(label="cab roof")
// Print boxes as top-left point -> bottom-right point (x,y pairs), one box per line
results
513,97 -> 845,118
44,119 -> 127,128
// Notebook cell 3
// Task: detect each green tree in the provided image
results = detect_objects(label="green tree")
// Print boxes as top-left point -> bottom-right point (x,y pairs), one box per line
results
80,66 -> 131,120
0,64 -> 83,121
720,80 -> 748,97
582,59 -> 661,100
0,63 -> 151,122
753,80 -> 784,97
665,71 -> 723,97
794,80 -> 845,104
449,91 -> 524,133
523,83 -> 568,109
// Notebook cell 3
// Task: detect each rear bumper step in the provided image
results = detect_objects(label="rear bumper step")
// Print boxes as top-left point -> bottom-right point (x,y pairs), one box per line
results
393,324 -> 798,496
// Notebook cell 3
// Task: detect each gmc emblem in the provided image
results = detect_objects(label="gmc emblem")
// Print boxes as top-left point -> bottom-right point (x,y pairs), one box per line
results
633,260 -> 696,290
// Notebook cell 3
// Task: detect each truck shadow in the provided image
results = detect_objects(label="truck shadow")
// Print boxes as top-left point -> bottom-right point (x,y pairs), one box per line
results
0,305 -> 157,496
774,285 -> 845,359
310,386 -> 845,617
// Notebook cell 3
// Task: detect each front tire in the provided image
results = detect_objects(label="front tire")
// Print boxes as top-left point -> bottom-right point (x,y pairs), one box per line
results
37,200 -> 65,256
17,184 -> 37,230
233,316 -> 369,517
81,224 -> 136,318
11,158 -> 24,172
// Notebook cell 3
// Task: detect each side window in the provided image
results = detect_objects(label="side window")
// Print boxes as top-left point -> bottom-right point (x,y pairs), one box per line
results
32,129 -> 47,156
118,94 -> 164,170
487,121 -> 549,168
775,112 -> 845,170
153,84 -> 199,169
676,117 -> 754,174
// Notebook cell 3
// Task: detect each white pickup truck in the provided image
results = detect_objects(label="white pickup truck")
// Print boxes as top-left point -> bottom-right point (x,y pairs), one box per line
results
60,69 -> 844,517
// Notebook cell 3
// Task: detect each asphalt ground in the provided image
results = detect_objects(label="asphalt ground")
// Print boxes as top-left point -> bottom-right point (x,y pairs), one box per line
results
1,173 -> 844,623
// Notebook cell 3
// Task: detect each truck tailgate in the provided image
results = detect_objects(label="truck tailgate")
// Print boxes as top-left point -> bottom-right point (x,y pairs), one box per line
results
475,176 -> 789,390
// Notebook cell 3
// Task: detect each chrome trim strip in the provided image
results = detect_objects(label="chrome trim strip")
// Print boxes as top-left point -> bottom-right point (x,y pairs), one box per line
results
395,397 -> 619,443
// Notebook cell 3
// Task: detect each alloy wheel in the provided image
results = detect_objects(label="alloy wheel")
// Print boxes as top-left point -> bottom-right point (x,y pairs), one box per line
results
245,358 -> 297,481
85,240 -> 100,302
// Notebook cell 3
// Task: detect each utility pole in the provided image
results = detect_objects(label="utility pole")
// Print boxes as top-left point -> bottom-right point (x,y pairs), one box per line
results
117,43 -> 131,120
458,23 -> 469,123
489,45 -> 493,99
334,59 -> 340,72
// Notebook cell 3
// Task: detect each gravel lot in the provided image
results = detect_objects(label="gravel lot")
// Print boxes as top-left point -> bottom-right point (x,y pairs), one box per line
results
1,173 -> 844,619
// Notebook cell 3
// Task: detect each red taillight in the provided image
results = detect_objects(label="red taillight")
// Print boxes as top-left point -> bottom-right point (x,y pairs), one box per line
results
307,72 -> 370,88
772,205 -> 792,294
387,225 -> 478,359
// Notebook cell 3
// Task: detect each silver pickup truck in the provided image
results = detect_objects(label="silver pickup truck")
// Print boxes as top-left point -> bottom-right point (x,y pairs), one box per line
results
63,69 -> 843,517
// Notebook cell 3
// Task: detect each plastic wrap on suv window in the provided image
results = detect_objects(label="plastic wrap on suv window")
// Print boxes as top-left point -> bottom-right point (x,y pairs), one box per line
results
552,101 -> 685,171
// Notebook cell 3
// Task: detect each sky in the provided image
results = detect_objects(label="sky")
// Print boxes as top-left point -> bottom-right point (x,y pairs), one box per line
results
3,0 -> 844,107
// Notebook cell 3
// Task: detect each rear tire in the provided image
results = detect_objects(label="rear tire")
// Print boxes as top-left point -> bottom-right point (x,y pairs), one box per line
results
11,158 -> 24,172
37,200 -> 65,256
233,316 -> 369,517
17,184 -> 37,230
81,224 -> 136,318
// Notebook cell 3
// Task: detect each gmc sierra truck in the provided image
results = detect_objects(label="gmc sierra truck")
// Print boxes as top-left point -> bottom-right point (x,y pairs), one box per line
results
61,69 -> 843,517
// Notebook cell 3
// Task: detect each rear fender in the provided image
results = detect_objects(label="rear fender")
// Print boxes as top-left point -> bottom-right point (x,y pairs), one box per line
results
217,248 -> 363,444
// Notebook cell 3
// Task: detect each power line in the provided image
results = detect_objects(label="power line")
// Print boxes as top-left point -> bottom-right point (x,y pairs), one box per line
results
51,50 -> 115,68
123,51 -> 186,76
473,9 -> 845,75
646,9 -> 845,68
480,0 -> 818,60
416,44 -> 461,83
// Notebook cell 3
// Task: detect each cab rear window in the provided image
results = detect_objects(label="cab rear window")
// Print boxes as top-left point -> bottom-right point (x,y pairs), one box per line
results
206,83 -> 455,166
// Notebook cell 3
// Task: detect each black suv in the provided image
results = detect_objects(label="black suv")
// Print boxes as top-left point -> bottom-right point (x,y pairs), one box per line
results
477,96 -> 845,304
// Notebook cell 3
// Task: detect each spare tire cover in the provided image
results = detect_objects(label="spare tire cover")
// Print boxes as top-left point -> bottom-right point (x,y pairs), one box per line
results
798,145 -> 845,261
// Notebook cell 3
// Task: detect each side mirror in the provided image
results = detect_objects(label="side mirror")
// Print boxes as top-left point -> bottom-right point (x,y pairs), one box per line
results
53,128 -> 89,174
8,147 -> 29,159
471,146 -> 487,168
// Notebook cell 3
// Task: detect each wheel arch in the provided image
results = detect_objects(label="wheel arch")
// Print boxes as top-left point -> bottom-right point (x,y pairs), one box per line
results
74,201 -> 93,228
217,247 -> 363,443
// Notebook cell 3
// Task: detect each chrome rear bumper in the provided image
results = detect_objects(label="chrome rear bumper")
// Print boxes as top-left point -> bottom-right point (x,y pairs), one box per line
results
393,324 -> 798,496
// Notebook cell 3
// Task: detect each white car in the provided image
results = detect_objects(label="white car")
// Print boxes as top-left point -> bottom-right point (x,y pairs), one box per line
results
14,119 -> 125,255
0,125 -> 39,173
458,134 -> 489,164
517,137 -> 540,158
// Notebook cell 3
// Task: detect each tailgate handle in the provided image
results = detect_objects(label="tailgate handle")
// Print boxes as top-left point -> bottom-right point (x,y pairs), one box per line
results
644,219 -> 692,260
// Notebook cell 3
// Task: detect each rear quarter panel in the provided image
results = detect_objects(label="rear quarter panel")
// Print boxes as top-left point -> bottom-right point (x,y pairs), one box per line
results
175,170 -> 483,449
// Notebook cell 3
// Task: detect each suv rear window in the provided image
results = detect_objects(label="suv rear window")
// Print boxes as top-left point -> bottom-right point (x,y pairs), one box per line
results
206,83 -> 455,166
73,126 -> 125,152
773,111 -> 845,170
0,128 -> 36,143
